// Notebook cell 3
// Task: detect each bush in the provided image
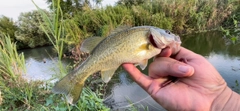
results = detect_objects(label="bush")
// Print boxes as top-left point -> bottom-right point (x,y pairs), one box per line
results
15,10 -> 51,48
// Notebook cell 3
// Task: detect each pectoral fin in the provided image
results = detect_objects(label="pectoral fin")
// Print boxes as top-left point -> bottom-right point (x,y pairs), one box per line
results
138,59 -> 148,70
101,68 -> 118,83
80,36 -> 105,53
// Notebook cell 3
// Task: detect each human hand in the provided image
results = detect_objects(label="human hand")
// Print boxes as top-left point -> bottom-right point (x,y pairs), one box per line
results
123,47 -> 240,111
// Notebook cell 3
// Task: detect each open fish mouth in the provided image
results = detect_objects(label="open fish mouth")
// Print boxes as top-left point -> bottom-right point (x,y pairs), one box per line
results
149,34 -> 158,48
149,27 -> 181,52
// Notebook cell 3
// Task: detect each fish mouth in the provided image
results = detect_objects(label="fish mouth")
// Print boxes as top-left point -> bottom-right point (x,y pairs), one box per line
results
149,34 -> 158,48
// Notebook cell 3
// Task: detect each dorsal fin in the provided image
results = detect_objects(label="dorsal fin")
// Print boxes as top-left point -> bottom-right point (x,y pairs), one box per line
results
109,25 -> 131,35
80,36 -> 105,53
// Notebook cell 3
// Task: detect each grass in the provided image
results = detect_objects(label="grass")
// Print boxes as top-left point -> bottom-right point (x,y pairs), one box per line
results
0,34 -> 26,81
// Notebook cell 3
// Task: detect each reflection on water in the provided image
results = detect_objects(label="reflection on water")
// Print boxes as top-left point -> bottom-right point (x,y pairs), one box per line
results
182,31 -> 240,89
104,31 -> 240,110
19,46 -> 72,81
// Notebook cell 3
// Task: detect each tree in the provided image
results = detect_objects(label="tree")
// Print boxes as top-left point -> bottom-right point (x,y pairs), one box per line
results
0,16 -> 18,42
117,0 -> 146,6
46,0 -> 103,15
15,10 -> 51,48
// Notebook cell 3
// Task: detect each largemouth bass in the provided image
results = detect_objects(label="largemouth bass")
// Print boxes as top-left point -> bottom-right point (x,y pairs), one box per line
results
52,26 -> 181,104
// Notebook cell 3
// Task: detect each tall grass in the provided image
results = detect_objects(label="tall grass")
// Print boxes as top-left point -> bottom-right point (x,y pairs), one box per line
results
0,34 -> 50,110
0,34 -> 26,81
33,1 -> 64,60
33,0 -> 67,78
68,0 -> 239,47
0,34 -> 29,110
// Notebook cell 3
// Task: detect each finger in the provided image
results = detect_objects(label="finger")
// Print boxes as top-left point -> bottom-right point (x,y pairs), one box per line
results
173,47 -> 201,61
157,47 -> 172,57
149,57 -> 194,78
122,63 -> 152,89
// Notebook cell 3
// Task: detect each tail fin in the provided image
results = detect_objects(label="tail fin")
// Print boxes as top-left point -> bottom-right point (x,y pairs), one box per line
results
52,73 -> 84,104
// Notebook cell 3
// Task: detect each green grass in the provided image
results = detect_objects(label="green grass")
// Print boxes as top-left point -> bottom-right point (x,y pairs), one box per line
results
0,34 -> 26,80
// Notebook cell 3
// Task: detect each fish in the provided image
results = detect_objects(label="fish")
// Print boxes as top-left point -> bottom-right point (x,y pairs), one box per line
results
52,26 -> 181,104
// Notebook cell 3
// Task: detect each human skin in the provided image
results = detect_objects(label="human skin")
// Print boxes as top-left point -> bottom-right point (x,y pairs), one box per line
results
122,47 -> 240,111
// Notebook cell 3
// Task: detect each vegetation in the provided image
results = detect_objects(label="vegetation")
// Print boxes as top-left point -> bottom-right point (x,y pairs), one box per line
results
1,0 -> 239,50
221,15 -> 240,44
221,3 -> 240,44
0,0 -> 240,110
0,16 -> 18,42
15,10 -> 51,48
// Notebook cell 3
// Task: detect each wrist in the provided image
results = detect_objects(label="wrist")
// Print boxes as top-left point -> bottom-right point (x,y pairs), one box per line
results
211,87 -> 240,111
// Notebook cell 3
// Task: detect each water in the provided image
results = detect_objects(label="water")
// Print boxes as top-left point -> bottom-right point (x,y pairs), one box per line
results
20,31 -> 240,110
18,46 -> 72,81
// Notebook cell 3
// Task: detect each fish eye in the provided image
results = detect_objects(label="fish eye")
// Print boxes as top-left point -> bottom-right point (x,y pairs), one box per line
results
165,30 -> 171,34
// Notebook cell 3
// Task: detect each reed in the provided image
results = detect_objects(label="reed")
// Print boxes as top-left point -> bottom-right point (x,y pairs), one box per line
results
0,34 -> 26,81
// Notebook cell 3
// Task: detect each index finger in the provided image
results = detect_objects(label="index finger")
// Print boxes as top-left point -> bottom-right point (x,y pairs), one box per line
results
123,63 -> 170,95
122,63 -> 152,89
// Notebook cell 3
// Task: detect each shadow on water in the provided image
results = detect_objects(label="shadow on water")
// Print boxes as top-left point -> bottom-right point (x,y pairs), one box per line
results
104,31 -> 240,111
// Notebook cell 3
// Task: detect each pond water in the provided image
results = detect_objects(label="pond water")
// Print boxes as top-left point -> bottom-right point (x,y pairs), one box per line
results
19,31 -> 240,110
18,46 -> 72,81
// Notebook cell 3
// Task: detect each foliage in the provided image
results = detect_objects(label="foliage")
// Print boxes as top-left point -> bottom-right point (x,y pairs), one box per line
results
34,0 -> 66,61
221,0 -> 240,44
0,34 -> 26,81
221,15 -> 239,44
0,34 -> 27,109
0,0 -> 239,50
117,0 -> 146,6
46,0 -> 103,15
15,10 -> 51,48
70,0 -> 239,43
0,16 -> 18,42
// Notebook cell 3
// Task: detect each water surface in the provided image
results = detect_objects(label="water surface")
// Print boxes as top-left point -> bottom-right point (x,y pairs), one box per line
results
19,46 -> 72,81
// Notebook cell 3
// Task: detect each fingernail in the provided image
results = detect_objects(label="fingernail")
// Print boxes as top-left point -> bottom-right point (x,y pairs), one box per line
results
178,65 -> 190,73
